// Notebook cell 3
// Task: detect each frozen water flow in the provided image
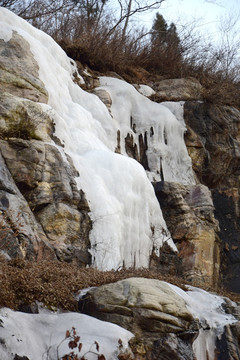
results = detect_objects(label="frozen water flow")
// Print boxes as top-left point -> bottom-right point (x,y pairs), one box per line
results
0,8 -> 195,270
99,77 -> 195,184
168,284 -> 237,360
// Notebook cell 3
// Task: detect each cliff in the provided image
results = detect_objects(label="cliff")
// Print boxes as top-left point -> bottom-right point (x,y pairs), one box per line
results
1,7 -> 240,360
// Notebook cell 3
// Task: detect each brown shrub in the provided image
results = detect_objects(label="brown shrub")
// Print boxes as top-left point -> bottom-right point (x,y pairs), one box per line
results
1,257 -> 239,311
3,0 -> 240,109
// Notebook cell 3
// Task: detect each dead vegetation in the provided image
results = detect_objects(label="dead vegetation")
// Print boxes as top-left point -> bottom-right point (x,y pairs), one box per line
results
0,256 -> 239,311
2,0 -> 240,109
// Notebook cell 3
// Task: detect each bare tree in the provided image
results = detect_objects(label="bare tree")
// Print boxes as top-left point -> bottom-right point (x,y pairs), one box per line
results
215,11 -> 240,80
106,0 -> 165,40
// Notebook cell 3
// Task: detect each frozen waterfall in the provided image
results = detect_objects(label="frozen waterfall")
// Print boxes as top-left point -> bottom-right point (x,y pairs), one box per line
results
0,8 -> 195,270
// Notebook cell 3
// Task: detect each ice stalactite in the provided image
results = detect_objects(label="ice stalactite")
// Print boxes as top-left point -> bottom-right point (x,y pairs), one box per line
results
99,77 -> 195,185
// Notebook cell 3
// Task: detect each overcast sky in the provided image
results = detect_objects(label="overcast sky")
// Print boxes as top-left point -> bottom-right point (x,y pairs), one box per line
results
136,0 -> 240,44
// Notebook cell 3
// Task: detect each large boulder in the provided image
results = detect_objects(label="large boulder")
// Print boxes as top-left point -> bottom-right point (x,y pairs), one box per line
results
79,278 -> 240,360
79,277 -> 197,359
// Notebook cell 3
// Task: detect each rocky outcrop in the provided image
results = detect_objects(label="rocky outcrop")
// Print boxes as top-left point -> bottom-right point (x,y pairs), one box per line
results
0,30 -> 92,265
151,78 -> 202,102
184,102 -> 240,189
184,102 -> 240,292
0,32 -> 48,103
0,137 -> 92,264
0,139 -> 92,264
154,182 -> 220,287
0,151 -> 54,260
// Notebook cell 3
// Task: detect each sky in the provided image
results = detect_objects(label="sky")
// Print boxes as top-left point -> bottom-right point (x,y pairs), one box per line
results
136,0 -> 240,44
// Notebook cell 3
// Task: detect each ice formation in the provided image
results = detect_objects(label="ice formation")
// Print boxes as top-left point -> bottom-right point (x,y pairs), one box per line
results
169,284 -> 237,360
99,77 -> 195,184
0,308 -> 134,360
0,7 -> 195,270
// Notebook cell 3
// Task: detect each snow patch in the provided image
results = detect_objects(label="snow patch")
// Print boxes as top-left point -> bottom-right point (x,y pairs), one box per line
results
0,308 -> 133,360
0,23 -> 12,42
136,84 -> 156,97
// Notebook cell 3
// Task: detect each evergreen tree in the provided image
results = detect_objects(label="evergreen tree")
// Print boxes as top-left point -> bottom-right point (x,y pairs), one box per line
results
149,13 -> 182,76
151,12 -> 180,48
151,13 -> 168,45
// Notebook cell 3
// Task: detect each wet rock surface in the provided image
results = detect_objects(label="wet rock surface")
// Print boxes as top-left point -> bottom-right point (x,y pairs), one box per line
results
212,189 -> 240,292
184,102 -> 240,189
150,332 -> 196,360
184,101 -> 240,292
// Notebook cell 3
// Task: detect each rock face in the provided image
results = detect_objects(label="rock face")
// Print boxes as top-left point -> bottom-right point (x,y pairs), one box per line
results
151,78 -> 202,102
79,277 -> 197,359
0,139 -> 91,264
0,31 -> 92,265
154,182 -> 220,287
0,32 -> 48,103
0,151 -> 54,260
212,189 -> 240,293
184,102 -> 240,188
184,102 -> 240,292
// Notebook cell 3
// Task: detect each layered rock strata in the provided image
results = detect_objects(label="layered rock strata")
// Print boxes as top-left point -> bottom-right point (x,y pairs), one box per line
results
79,277 -> 197,359
0,30 -> 92,265
154,182 -> 220,287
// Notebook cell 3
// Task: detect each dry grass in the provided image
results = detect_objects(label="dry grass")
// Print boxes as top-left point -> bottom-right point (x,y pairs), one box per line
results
59,35 -> 240,110
1,257 -> 239,312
